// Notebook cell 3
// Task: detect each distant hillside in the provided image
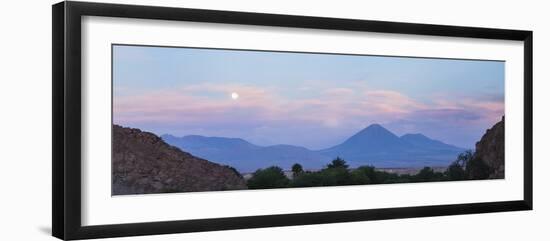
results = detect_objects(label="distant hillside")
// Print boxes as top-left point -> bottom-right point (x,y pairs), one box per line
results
401,133 -> 463,151
112,125 -> 246,195
162,134 -> 327,172
162,124 -> 465,172
320,124 -> 465,167
320,124 -> 413,161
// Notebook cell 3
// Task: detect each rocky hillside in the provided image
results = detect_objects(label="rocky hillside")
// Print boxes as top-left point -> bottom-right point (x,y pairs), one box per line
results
112,125 -> 247,195
474,116 -> 505,178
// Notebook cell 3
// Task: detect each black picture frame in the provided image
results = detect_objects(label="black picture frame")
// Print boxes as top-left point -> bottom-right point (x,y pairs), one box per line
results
52,1 -> 533,240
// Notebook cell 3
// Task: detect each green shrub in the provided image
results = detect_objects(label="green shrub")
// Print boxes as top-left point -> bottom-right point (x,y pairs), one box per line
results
446,162 -> 466,180
318,167 -> 351,186
247,166 -> 290,189
291,171 -> 324,187
466,156 -> 491,179
350,168 -> 371,185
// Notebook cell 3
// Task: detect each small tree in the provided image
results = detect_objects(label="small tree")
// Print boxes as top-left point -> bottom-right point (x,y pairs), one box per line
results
327,157 -> 349,169
446,162 -> 466,180
447,150 -> 490,180
455,150 -> 474,168
415,167 -> 436,182
291,163 -> 304,176
444,150 -> 474,181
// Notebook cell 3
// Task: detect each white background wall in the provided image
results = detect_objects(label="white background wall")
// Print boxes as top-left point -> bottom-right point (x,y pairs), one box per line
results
0,0 -> 547,240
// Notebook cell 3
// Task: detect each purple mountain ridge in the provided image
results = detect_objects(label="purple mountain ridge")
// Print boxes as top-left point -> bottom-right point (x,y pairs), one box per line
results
161,124 -> 466,172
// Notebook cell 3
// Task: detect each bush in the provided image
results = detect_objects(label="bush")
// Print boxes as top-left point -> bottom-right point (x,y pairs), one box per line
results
327,157 -> 349,169
291,171 -> 324,187
414,167 -> 436,182
247,166 -> 290,189
350,168 -> 371,185
456,150 -> 474,167
318,167 -> 351,186
291,163 -> 304,176
291,167 -> 352,187
246,150 -> 493,190
465,156 -> 491,180
445,150 -> 491,181
446,162 -> 466,180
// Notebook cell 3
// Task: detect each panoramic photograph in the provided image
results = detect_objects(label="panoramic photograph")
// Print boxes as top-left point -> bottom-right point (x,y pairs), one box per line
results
111,45 -> 505,195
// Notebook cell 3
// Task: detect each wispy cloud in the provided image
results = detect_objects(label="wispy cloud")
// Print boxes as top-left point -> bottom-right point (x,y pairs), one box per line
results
113,45 -> 504,149
114,82 -> 503,149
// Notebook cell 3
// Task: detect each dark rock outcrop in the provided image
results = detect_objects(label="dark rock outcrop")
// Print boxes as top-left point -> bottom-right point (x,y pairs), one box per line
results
474,116 -> 505,179
112,125 -> 247,195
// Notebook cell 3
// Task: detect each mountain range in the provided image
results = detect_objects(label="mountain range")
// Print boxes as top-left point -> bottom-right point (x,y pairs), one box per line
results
161,124 -> 466,172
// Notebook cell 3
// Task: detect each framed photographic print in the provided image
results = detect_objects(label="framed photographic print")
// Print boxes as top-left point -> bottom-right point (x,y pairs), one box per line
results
52,1 -> 533,240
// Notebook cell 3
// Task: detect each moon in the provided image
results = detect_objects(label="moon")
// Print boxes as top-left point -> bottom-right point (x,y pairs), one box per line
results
231,92 -> 239,100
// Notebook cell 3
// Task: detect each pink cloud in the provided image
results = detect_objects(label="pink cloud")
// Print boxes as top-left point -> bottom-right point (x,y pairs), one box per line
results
114,83 -> 504,149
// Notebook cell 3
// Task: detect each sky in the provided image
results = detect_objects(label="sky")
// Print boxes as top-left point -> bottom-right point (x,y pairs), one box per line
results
112,45 -> 504,149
